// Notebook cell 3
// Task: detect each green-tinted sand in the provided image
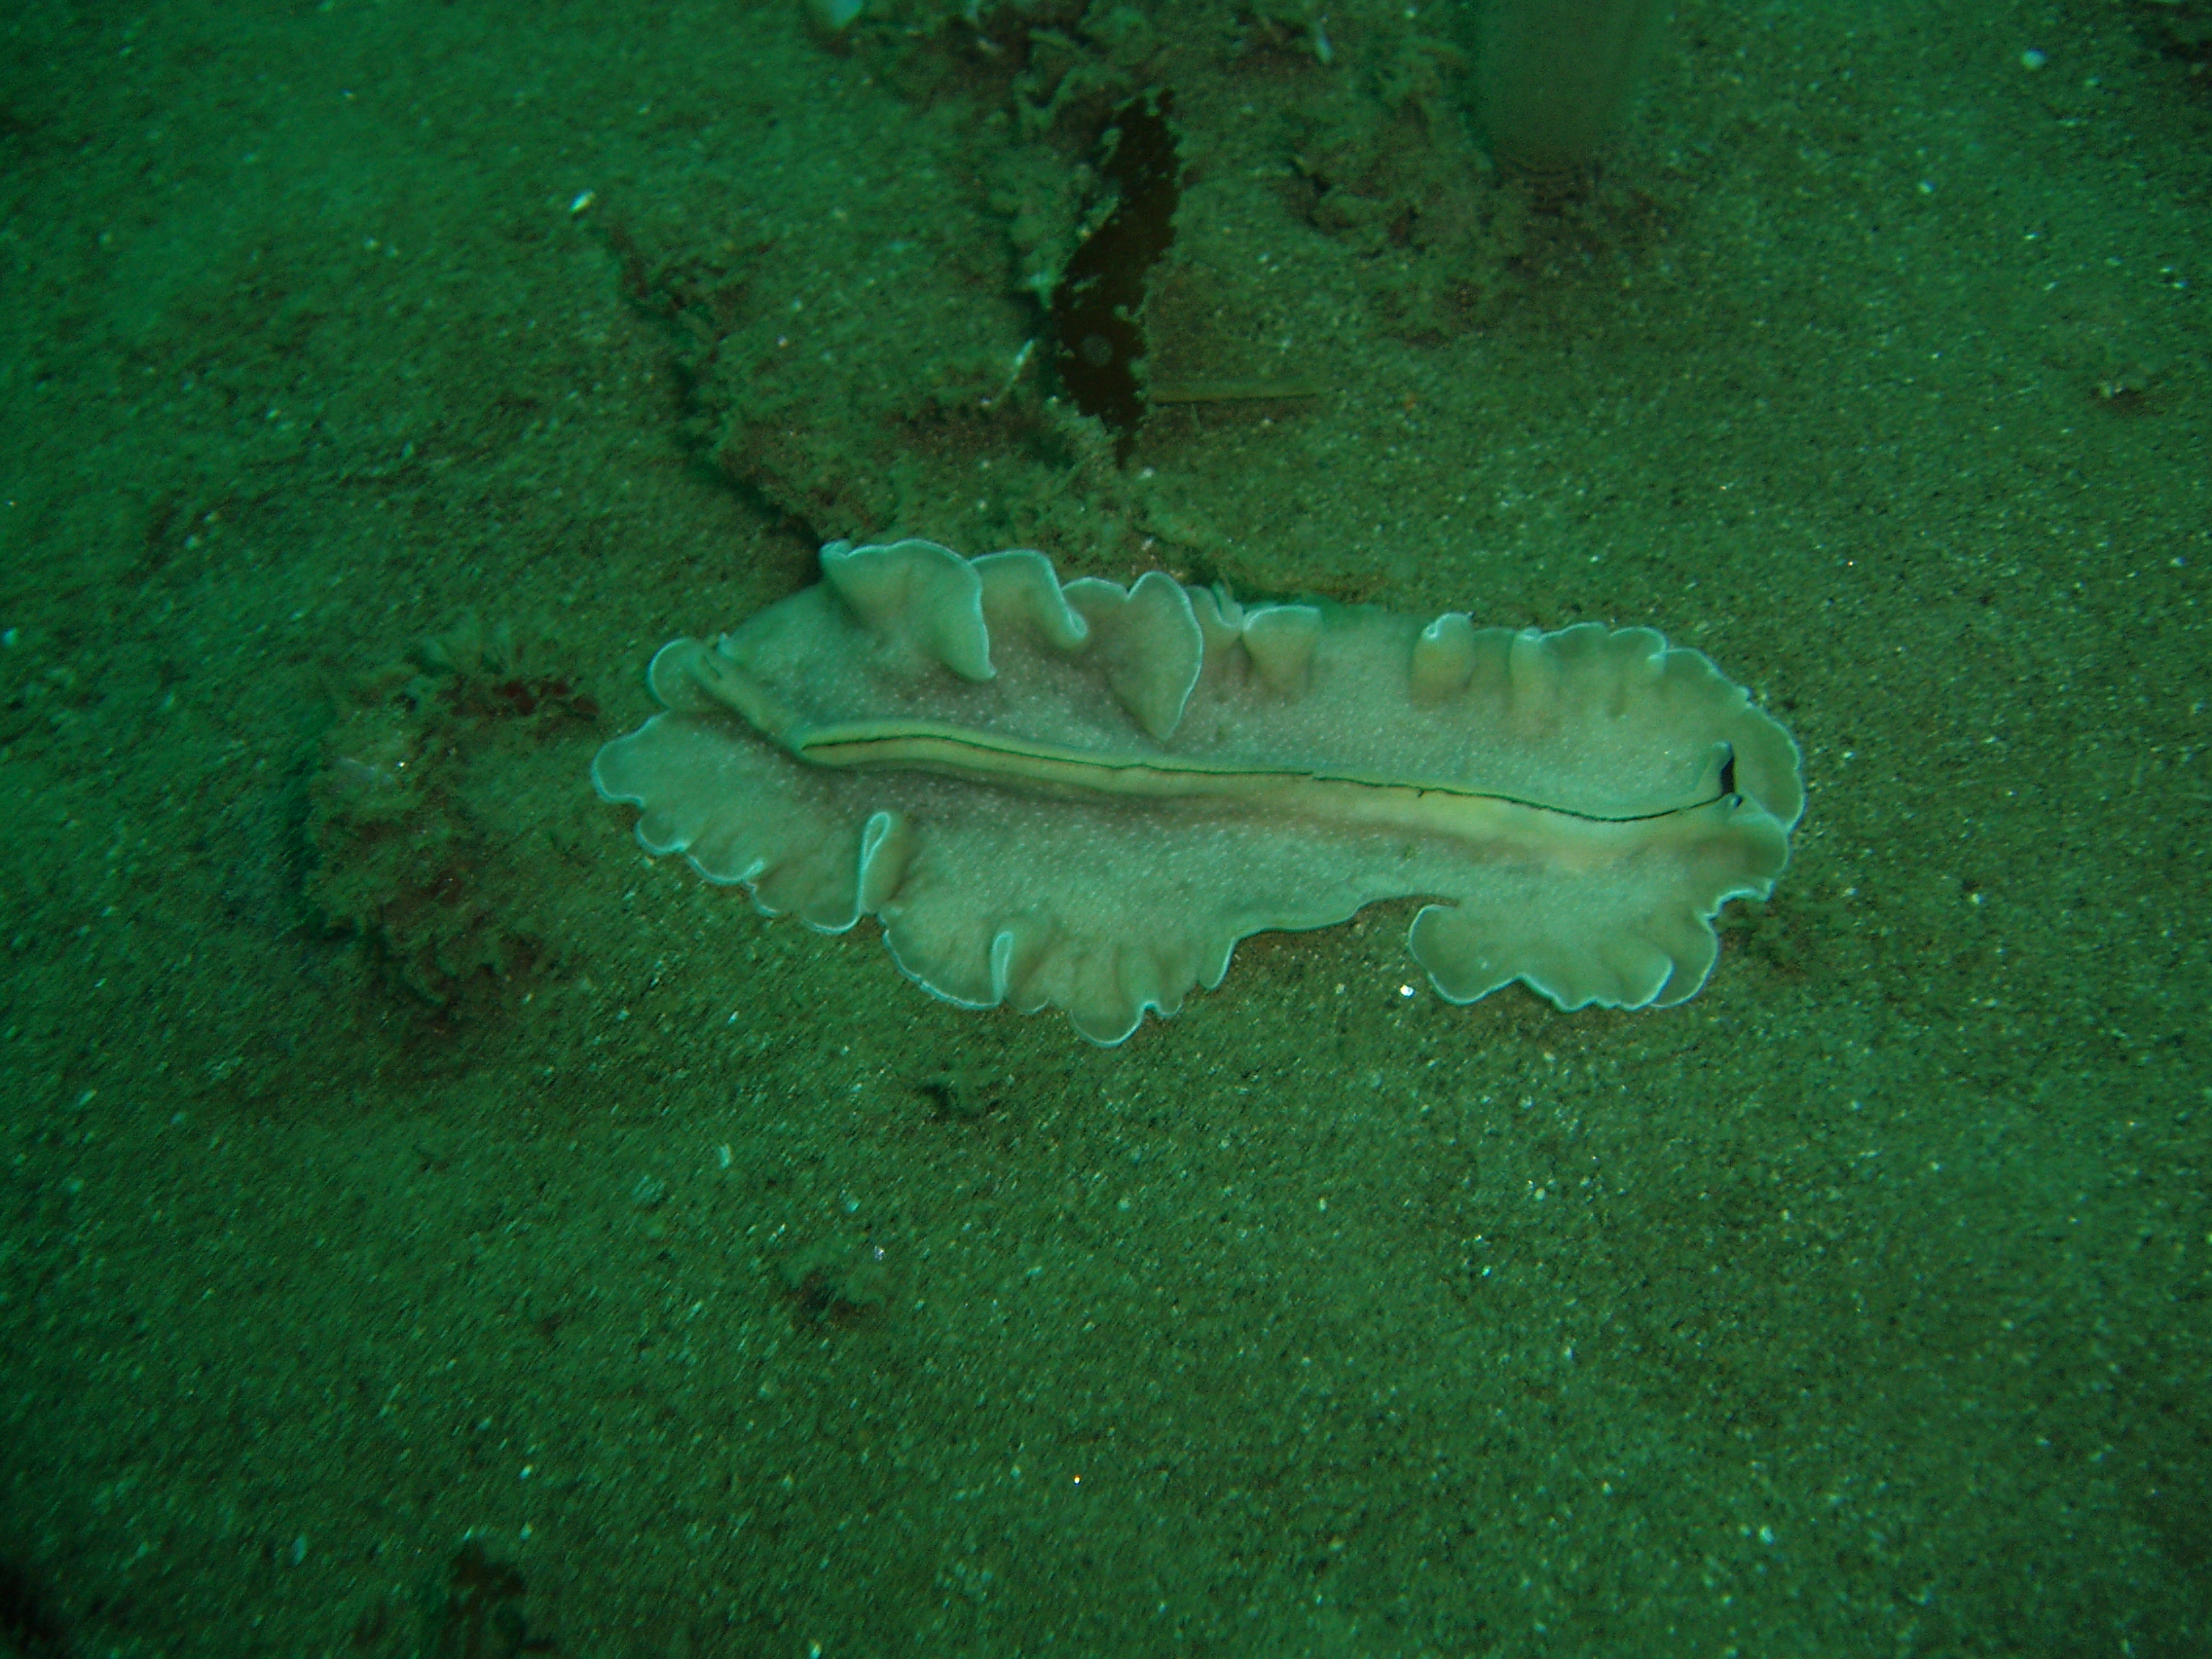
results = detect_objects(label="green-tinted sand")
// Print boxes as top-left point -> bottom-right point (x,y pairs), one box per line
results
2,2 -> 2205,1653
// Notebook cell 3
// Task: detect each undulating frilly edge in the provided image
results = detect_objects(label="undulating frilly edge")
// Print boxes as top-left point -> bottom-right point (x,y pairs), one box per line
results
595,539 -> 1803,1044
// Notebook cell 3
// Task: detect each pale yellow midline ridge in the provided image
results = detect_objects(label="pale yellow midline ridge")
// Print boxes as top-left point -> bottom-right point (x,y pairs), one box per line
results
689,645 -> 1736,830
793,719 -> 1730,830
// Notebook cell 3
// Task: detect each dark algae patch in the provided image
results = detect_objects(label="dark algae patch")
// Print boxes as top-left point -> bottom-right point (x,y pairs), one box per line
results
347,1541 -> 555,1659
1048,89 -> 1183,460
306,613 -> 600,1016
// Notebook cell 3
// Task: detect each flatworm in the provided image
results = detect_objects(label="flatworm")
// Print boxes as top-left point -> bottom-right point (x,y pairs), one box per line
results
593,539 -> 1803,1045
